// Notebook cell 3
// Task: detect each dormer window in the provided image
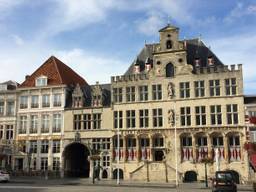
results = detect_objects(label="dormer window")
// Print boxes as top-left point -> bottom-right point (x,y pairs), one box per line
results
166,40 -> 172,49
36,76 -> 47,87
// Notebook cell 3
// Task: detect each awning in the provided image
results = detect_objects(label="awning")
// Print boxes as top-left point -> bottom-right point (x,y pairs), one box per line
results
250,154 -> 256,171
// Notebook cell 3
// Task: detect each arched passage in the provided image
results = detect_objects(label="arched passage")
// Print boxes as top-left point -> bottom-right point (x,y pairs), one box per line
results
63,142 -> 90,177
102,169 -> 108,179
184,171 -> 197,182
113,169 -> 124,180
230,170 -> 240,184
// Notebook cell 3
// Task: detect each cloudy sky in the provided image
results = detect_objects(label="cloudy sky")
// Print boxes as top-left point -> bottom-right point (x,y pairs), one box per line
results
0,0 -> 255,94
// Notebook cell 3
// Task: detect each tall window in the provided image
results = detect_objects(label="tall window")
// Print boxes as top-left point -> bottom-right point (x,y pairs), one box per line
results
153,108 -> 163,127
93,113 -> 101,129
5,125 -> 13,140
0,101 -> 4,115
153,136 -> 164,147
126,86 -> 135,102
52,140 -> 60,153
83,114 -> 91,130
41,140 -> 49,153
7,101 -> 14,116
209,80 -> 220,96
126,110 -> 136,128
40,157 -> 48,171
139,85 -> 148,101
213,137 -> 223,147
52,157 -> 60,171
152,84 -> 162,100
225,78 -> 237,95
113,88 -> 122,103
20,96 -> 28,109
195,106 -> 206,125
30,115 -> 38,134
166,40 -> 172,49
42,95 -> 50,107
210,105 -> 222,125
180,82 -> 190,98
194,81 -> 205,97
227,104 -> 238,124
30,140 -> 37,153
31,95 -> 39,108
182,137 -> 192,147
180,107 -> 191,126
41,114 -> 50,133
53,114 -> 61,132
53,94 -> 62,107
139,109 -> 149,128
74,114 -> 81,130
0,125 -> 3,139
166,63 -> 174,77
114,111 -> 123,129
19,116 -> 27,134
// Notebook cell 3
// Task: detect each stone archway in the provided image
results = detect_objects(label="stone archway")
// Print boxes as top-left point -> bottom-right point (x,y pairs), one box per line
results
230,170 -> 240,184
113,169 -> 124,179
63,142 -> 90,177
102,169 -> 108,179
184,171 -> 197,182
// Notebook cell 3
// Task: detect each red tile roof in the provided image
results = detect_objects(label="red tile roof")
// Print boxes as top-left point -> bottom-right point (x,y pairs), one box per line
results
19,56 -> 87,88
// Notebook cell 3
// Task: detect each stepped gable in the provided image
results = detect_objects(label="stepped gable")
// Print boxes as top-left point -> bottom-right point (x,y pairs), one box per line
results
124,39 -> 224,75
19,56 -> 87,88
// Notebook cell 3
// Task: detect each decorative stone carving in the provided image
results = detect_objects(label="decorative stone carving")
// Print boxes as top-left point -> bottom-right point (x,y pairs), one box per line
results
168,109 -> 175,126
167,82 -> 174,98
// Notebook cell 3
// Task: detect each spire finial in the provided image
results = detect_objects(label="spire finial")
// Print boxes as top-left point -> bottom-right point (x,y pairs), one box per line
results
167,15 -> 171,25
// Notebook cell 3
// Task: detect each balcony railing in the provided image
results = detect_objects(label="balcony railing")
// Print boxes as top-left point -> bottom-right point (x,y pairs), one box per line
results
42,103 -> 50,108
113,147 -> 125,161
196,146 -> 208,162
53,102 -> 61,107
140,147 -> 150,161
229,146 -> 241,161
212,147 -> 225,161
181,146 -> 193,161
20,104 -> 28,109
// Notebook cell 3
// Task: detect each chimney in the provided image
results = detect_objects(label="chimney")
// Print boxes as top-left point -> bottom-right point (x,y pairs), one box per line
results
25,75 -> 30,80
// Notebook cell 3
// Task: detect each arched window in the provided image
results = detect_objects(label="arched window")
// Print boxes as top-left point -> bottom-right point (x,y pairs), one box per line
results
166,63 -> 174,77
166,40 -> 172,49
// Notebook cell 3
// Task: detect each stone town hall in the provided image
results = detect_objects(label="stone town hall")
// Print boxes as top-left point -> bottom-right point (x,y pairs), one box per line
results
0,24 -> 251,183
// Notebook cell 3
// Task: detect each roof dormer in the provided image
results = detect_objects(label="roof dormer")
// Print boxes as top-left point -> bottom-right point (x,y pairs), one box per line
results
35,75 -> 48,87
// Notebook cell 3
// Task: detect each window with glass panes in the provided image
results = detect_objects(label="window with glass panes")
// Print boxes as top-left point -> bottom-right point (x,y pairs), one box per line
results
114,111 -> 123,129
126,110 -> 136,128
182,137 -> 192,146
30,140 -> 37,153
41,114 -> 49,133
93,113 -> 101,129
194,81 -> 205,97
195,106 -> 206,125
227,104 -> 238,124
53,94 -> 62,107
153,108 -> 163,127
229,136 -> 240,146
31,95 -> 39,108
102,138 -> 111,150
52,157 -> 60,171
180,82 -> 190,98
139,109 -> 149,128
113,88 -> 122,103
197,137 -> 207,146
102,155 -> 110,167
41,140 -> 49,153
209,80 -> 220,96
0,125 -> 3,139
225,78 -> 237,95
152,84 -> 162,100
5,125 -> 13,140
126,86 -> 135,102
0,101 -> 4,115
30,115 -> 38,133
213,137 -> 223,146
140,138 -> 150,147
19,116 -> 27,134
127,137 -> 136,147
139,85 -> 148,101
7,101 -> 14,115
42,94 -> 50,107
210,105 -> 222,125
53,114 -> 61,132
180,107 -> 191,126
52,140 -> 60,153
74,114 -> 81,130
83,114 -> 91,130
20,96 -> 28,109
153,137 -> 164,147
40,157 -> 48,171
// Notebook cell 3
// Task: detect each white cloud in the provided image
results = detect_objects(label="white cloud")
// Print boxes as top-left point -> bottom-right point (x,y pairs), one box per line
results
11,35 -> 24,46
207,33 -> 256,93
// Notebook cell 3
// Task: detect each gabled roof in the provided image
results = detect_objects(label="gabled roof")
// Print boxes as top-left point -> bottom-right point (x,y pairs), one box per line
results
159,24 -> 179,32
19,56 -> 87,88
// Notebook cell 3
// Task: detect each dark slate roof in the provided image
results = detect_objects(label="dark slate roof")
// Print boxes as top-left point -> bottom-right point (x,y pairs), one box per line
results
244,95 -> 256,104
124,39 -> 224,75
159,24 -> 179,32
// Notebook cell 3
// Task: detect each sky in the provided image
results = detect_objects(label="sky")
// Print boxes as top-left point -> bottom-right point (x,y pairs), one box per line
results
0,0 -> 255,94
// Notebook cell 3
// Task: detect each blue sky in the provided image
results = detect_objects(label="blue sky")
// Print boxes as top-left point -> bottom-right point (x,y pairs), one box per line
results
0,0 -> 255,94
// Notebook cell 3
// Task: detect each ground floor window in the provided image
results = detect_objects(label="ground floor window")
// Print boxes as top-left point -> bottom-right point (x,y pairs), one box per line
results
40,157 -> 48,171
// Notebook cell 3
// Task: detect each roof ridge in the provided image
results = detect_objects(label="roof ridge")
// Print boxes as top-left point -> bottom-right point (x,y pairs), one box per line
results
51,56 -> 64,84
